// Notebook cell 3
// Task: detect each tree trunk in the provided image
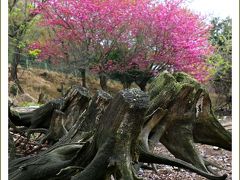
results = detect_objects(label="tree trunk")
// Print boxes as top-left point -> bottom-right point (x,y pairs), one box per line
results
10,46 -> 24,94
99,72 -> 108,91
9,72 -> 230,180
135,80 -> 147,91
122,74 -> 132,89
10,47 -> 20,82
38,92 -> 48,104
122,81 -> 131,89
80,68 -> 86,87
57,82 -> 65,96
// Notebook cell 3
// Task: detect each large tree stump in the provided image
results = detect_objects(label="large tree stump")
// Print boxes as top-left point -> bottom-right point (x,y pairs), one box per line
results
142,72 -> 231,173
9,89 -> 149,180
9,75 -> 230,180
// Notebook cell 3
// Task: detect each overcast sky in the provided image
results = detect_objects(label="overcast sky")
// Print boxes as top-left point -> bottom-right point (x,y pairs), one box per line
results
186,0 -> 233,19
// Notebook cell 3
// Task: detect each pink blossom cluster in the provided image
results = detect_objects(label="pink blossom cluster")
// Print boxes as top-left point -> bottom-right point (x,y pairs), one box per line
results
30,0 -> 213,82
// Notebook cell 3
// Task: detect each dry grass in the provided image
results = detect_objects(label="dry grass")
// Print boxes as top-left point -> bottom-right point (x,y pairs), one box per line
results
11,68 -> 225,110
13,68 -> 122,100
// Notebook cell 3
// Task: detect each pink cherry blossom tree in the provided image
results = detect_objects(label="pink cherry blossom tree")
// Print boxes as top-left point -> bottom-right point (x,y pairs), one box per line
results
30,0 -> 213,90
30,0 -> 143,88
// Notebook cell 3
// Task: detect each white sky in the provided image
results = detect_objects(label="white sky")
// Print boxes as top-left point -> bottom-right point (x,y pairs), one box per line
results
186,0 -> 234,19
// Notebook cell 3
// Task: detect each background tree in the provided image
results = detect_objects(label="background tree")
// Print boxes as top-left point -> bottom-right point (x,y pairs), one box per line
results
8,0 -> 48,93
31,0 -> 213,91
9,0 -> 34,83
208,17 -> 232,114
95,0 -> 213,90
30,0 -> 139,89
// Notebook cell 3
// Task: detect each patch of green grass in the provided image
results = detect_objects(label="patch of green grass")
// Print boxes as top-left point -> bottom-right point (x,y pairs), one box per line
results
18,101 -> 44,107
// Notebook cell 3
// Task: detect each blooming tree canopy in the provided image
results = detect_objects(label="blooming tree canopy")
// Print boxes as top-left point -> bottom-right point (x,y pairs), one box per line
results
30,0 -> 213,82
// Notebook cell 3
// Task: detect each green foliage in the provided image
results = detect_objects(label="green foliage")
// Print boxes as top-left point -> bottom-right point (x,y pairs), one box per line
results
8,0 -> 43,64
18,101 -> 43,107
208,17 -> 232,111
210,17 -> 232,50
208,54 -> 231,78
209,17 -> 231,63
17,41 -> 26,49
28,49 -> 41,58
107,48 -> 126,63
208,17 -> 232,81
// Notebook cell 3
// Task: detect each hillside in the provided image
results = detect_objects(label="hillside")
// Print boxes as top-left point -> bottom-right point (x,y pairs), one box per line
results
9,68 -> 122,104
8,67 -> 230,116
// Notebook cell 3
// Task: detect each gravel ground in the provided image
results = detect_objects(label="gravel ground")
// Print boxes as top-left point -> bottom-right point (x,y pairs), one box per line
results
139,143 -> 232,180
140,117 -> 232,180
